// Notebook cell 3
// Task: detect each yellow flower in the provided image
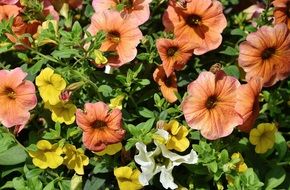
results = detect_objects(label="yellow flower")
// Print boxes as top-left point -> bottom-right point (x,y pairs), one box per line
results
63,144 -> 89,175
95,142 -> 122,156
29,140 -> 63,169
249,123 -> 277,154
45,101 -> 77,125
93,50 -> 108,65
114,166 -> 143,190
231,153 -> 248,173
36,68 -> 66,105
109,94 -> 125,109
161,120 -> 190,152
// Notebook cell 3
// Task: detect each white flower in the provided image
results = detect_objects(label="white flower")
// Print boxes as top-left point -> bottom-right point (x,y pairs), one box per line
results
134,130 -> 198,189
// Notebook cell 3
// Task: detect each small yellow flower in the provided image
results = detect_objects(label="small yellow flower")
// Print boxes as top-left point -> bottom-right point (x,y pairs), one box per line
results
114,166 -> 143,190
109,94 -> 125,109
29,140 -> 63,169
63,144 -> 89,175
231,153 -> 248,173
36,68 -> 66,105
161,120 -> 190,152
93,50 -> 108,65
45,101 -> 77,125
249,123 -> 277,154
95,142 -> 122,156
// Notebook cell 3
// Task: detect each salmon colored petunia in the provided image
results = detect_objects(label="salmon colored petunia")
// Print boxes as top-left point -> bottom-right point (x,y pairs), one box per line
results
273,0 -> 290,29
0,0 -> 18,4
182,71 -> 243,140
162,0 -> 227,55
76,102 -> 125,152
0,68 -> 37,133
238,23 -> 290,87
153,66 -> 178,103
156,38 -> 194,77
92,0 -> 152,26
0,4 -> 20,21
87,10 -> 143,67
235,77 -> 263,132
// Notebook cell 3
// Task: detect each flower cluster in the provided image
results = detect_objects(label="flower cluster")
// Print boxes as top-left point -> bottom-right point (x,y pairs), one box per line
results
0,0 -> 289,189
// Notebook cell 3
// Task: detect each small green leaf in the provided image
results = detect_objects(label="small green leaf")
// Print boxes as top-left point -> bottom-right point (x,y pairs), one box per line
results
0,145 -> 27,165
265,166 -> 286,190
223,65 -> 240,79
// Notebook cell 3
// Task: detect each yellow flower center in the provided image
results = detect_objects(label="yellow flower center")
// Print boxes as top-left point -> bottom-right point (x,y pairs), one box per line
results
5,87 -> 16,99
108,31 -> 121,43
206,96 -> 217,109
261,47 -> 276,60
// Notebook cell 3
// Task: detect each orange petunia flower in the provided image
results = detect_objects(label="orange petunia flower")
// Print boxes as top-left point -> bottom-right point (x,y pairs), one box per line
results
153,66 -> 178,103
0,68 -> 37,133
162,0 -> 227,55
182,71 -> 243,140
87,10 -> 143,67
235,77 -> 263,133
0,4 -> 20,21
92,0 -> 152,26
156,38 -> 194,77
273,0 -> 290,29
238,23 -> 290,87
76,102 -> 125,152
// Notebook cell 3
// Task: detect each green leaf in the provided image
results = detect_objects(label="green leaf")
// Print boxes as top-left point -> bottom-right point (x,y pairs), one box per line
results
43,181 -> 54,190
0,145 -> 27,165
138,107 -> 155,118
274,132 -> 287,161
84,176 -> 105,190
71,21 -> 82,39
220,46 -> 239,56
223,65 -> 240,79
138,118 -> 155,134
51,49 -> 79,59
265,166 -> 286,190
28,59 -> 47,76
98,85 -> 112,97
12,177 -> 26,190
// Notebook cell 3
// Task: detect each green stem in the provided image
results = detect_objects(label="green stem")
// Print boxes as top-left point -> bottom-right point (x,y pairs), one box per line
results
71,70 -> 103,101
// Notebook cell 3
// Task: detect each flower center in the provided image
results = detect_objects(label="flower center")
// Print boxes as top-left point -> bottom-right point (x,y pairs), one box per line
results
154,154 -> 169,166
187,14 -> 202,27
164,76 -> 173,87
166,46 -> 178,57
5,87 -> 16,99
107,31 -> 121,43
205,96 -> 217,109
286,2 -> 290,17
122,0 -> 133,8
93,120 -> 107,129
261,47 -> 275,60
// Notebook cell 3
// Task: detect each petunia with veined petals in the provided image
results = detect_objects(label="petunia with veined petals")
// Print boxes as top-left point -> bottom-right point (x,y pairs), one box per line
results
153,66 -> 178,103
182,71 -> 243,140
162,0 -> 227,55
87,10 -> 143,67
235,77 -> 263,132
238,23 -> 290,87
92,0 -> 152,26
76,102 -> 125,152
156,38 -> 194,77
0,68 -> 37,133
273,0 -> 290,29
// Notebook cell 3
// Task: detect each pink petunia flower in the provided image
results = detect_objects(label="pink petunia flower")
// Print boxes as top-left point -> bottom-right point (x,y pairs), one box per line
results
0,0 -> 18,5
235,77 -> 263,132
182,71 -> 243,140
156,38 -> 194,77
0,68 -> 37,133
92,0 -> 152,26
76,102 -> 125,152
87,10 -> 143,67
162,0 -> 227,55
